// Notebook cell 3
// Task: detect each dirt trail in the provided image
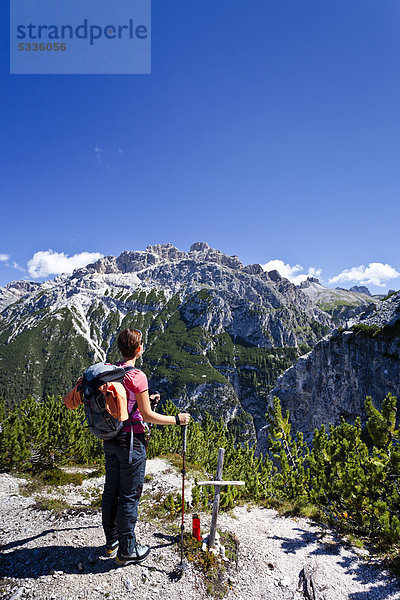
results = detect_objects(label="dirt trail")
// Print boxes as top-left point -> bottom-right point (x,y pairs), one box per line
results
0,460 -> 399,600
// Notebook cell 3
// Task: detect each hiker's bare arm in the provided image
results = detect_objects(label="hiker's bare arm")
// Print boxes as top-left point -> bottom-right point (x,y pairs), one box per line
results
135,391 -> 190,426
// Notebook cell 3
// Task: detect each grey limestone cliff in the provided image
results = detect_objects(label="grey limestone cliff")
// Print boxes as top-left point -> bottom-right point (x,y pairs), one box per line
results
257,291 -> 400,454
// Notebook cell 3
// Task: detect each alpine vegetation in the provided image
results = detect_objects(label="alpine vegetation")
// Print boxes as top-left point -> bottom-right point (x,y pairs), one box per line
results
0,393 -> 399,564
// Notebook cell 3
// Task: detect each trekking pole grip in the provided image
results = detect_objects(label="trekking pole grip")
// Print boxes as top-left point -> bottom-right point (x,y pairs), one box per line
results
182,424 -> 187,453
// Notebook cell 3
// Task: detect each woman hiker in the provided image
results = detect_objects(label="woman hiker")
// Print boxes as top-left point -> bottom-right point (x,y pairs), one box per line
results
103,328 -> 191,566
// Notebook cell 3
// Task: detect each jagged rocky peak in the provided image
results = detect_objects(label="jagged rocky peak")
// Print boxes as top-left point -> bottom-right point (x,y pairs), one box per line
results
267,269 -> 283,283
116,250 -> 158,272
189,241 -> 210,252
74,242 -> 246,278
349,285 -> 372,296
146,243 -> 187,262
72,255 -> 118,276
72,245 -> 178,277
189,242 -> 243,270
242,263 -> 265,276
336,285 -> 372,296
0,280 -> 43,312
5,280 -> 42,293
140,241 -> 244,270
299,277 -> 321,288
92,255 -> 119,274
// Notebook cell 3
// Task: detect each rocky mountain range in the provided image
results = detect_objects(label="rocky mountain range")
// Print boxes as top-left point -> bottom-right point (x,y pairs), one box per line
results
1,242 -> 398,446
299,277 -> 377,322
0,242 -> 333,443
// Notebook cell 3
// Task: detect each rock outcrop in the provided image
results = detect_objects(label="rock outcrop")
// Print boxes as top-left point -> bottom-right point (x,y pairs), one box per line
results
349,285 -> 372,296
257,291 -> 400,454
0,280 -> 42,311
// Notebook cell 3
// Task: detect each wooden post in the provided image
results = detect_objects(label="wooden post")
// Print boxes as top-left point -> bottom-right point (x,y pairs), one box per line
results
208,448 -> 224,549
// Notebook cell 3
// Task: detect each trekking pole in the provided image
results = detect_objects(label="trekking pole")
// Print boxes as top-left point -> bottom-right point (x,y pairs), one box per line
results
177,424 -> 187,573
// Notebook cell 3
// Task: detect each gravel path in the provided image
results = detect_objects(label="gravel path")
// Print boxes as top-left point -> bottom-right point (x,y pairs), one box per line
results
0,460 -> 399,600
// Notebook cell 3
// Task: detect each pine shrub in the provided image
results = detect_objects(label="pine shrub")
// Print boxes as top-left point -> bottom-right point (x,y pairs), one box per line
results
0,390 -> 398,553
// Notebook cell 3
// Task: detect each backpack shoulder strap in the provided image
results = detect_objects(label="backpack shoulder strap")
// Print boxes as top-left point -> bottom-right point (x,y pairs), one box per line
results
121,366 -> 140,418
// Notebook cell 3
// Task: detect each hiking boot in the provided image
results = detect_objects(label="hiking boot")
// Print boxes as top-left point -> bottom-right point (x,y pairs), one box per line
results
105,540 -> 119,558
115,544 -> 151,566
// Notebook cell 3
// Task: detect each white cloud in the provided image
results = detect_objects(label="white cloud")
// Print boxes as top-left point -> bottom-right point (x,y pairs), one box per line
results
12,261 -> 25,272
27,250 -> 103,278
262,259 -> 322,285
0,254 -> 10,262
329,263 -> 400,288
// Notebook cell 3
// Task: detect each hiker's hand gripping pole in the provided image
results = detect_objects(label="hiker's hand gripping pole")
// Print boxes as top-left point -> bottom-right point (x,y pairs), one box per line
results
149,391 -> 160,411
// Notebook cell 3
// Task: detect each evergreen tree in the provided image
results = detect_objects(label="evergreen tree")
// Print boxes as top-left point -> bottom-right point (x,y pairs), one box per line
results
366,393 -> 399,449
266,396 -> 309,501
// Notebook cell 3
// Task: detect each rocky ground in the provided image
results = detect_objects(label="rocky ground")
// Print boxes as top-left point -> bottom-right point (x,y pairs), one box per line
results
1,459 -> 399,600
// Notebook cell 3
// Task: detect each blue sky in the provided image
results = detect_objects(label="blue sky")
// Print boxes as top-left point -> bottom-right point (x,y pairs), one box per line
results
1,0 -> 400,293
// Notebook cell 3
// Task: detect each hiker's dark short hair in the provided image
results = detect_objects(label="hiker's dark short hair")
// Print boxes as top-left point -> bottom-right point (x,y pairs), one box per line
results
117,329 -> 142,359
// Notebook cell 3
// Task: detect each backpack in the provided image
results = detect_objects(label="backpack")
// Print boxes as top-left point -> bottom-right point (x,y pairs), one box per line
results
82,362 -> 134,440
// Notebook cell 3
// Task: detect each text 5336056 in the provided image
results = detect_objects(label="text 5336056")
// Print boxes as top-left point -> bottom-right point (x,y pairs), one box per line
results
18,43 -> 66,51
